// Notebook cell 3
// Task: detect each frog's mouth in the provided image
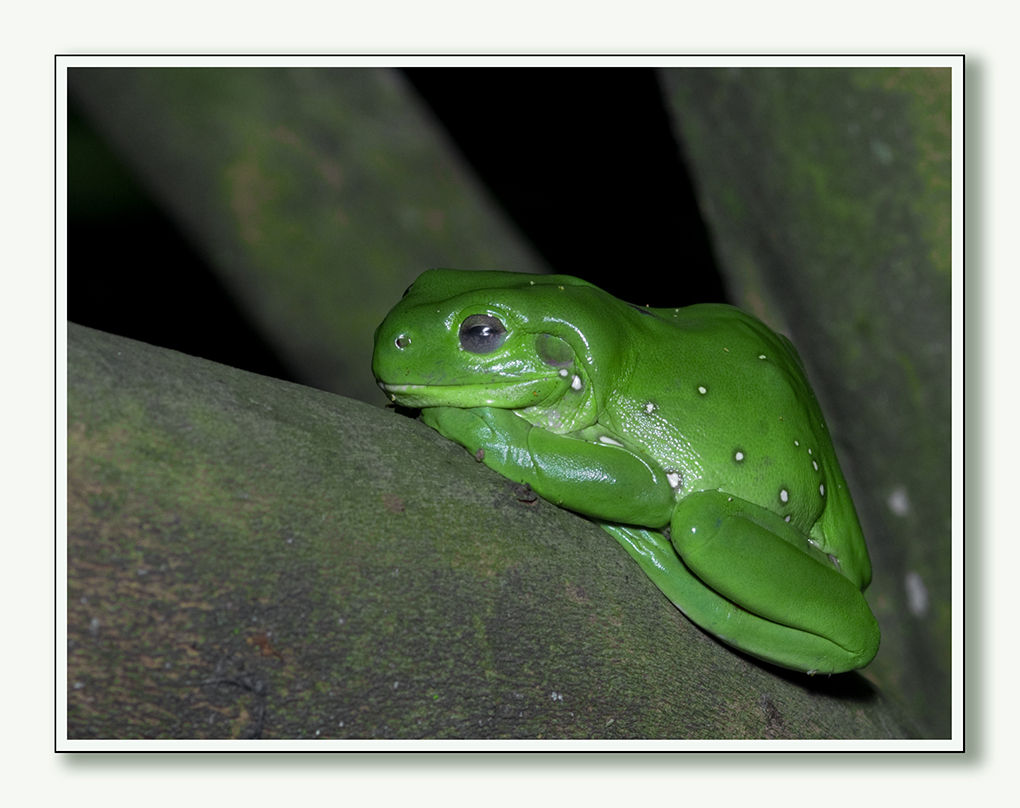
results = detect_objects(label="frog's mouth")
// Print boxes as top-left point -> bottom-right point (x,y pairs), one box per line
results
378,374 -> 566,409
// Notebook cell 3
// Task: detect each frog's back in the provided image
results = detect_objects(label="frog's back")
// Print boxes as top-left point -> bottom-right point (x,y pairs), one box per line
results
608,303 -> 860,558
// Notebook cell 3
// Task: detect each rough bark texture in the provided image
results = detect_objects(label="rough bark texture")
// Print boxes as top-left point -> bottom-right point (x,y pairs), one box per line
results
67,323 -> 919,740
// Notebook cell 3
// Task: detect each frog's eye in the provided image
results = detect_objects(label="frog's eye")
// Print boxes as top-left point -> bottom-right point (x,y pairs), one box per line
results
459,314 -> 507,354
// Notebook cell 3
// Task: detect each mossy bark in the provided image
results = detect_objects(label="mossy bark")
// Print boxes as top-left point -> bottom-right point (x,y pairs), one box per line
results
67,323 -> 919,740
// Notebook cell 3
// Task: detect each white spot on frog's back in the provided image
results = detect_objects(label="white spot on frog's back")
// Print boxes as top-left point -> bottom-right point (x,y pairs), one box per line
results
599,435 -> 624,448
905,571 -> 929,617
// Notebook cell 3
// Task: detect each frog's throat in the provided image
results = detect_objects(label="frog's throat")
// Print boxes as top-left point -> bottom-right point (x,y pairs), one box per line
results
378,376 -> 566,409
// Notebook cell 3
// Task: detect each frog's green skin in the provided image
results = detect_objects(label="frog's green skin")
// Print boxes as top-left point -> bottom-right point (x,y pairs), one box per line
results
372,269 -> 880,674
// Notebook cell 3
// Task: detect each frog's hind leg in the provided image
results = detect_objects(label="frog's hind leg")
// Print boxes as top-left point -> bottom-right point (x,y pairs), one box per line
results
667,490 -> 879,673
598,522 -> 872,674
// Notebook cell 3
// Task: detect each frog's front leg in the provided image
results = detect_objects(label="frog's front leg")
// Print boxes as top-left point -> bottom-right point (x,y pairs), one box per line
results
668,490 -> 880,674
421,406 -> 675,526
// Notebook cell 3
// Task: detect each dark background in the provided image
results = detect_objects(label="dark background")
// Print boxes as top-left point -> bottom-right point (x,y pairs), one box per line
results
67,68 -> 724,386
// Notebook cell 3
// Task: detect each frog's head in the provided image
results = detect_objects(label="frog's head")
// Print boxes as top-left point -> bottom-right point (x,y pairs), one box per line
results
373,269 -> 624,418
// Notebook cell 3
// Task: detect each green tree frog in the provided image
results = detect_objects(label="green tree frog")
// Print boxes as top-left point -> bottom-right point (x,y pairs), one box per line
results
372,269 -> 880,674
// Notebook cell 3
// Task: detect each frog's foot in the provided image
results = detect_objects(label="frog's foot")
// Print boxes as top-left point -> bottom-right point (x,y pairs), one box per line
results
600,501 -> 879,674
667,491 -> 880,673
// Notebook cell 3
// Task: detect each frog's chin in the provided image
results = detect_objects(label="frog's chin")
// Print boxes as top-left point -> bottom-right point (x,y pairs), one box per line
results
378,376 -> 565,410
